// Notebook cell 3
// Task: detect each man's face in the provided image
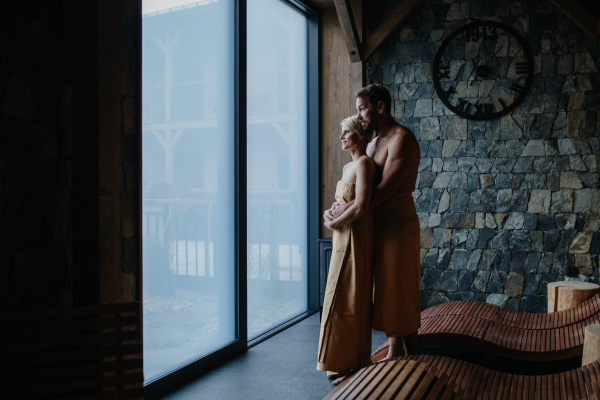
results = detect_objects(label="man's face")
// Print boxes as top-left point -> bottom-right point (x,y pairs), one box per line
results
356,96 -> 376,132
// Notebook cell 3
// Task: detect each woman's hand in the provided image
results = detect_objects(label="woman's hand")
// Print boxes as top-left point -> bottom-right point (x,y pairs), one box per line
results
323,202 -> 340,221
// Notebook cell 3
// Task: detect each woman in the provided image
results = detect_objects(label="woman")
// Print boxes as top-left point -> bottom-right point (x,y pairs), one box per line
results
317,116 -> 375,384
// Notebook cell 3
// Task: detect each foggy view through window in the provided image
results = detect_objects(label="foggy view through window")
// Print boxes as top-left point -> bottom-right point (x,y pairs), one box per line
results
246,0 -> 308,338
142,0 -> 236,383
142,0 -> 310,383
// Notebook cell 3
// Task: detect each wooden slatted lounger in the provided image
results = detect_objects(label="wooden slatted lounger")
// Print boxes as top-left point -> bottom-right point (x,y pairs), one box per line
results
371,295 -> 600,363
325,355 -> 600,400
323,359 -> 465,400
422,294 -> 600,330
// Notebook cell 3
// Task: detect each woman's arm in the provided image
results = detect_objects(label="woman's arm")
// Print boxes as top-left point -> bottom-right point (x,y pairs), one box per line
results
325,157 -> 375,230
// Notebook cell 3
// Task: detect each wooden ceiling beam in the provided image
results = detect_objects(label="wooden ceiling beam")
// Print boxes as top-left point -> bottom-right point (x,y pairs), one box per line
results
548,0 -> 600,42
363,0 -> 423,61
333,0 -> 362,62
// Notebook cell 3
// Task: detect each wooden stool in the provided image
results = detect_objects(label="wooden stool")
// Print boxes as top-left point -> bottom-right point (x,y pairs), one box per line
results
548,281 -> 600,313
583,324 -> 600,367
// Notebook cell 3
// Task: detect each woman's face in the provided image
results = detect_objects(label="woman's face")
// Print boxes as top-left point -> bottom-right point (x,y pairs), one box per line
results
340,127 -> 363,151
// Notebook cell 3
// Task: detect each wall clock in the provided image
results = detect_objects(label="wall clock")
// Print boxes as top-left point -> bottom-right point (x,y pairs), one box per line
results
432,21 -> 534,121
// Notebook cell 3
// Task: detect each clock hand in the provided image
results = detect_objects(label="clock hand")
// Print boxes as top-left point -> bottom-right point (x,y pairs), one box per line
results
468,45 -> 505,115
466,45 -> 504,83
483,45 -> 503,68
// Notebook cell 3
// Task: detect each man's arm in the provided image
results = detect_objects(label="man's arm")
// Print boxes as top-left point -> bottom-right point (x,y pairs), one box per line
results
369,133 -> 416,207
328,132 -> 417,219
325,158 -> 375,230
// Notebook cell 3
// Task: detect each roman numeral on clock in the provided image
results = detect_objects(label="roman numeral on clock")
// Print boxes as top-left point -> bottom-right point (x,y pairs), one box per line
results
438,66 -> 450,79
474,103 -> 493,116
457,99 -> 471,112
515,62 -> 528,75
511,83 -> 524,94
443,86 -> 456,97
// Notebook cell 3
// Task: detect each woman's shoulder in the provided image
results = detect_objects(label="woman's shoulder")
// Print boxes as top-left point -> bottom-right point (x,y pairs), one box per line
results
356,155 -> 375,169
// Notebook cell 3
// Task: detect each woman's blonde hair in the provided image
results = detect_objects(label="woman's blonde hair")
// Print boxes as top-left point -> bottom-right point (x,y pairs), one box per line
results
340,115 -> 374,141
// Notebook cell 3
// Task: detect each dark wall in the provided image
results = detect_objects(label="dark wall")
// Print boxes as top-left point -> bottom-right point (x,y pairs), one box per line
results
0,1 -> 141,310
366,0 -> 600,312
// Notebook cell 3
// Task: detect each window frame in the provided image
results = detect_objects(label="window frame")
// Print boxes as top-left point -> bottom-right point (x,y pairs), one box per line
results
143,1 -> 319,397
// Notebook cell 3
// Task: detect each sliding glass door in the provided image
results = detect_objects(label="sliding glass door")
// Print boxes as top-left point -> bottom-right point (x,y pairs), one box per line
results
141,0 -> 236,383
246,0 -> 309,339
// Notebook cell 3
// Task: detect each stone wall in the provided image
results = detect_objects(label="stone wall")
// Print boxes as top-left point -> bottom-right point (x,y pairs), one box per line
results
366,0 -> 600,312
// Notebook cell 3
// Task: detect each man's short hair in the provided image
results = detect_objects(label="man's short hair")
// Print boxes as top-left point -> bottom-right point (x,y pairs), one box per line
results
355,84 -> 391,114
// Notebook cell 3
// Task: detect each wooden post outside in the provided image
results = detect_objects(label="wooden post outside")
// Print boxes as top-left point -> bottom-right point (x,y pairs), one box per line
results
547,281 -> 600,313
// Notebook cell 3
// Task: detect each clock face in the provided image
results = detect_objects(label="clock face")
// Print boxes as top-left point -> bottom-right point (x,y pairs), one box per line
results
432,21 -> 534,121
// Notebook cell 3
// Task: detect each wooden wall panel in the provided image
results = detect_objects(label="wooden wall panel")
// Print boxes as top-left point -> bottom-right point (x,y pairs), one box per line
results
319,4 -> 365,238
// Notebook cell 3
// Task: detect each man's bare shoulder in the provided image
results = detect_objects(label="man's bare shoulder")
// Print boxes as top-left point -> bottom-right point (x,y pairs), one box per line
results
388,124 -> 419,150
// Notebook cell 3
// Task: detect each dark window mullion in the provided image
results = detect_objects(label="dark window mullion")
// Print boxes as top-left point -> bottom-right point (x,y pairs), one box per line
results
236,0 -> 248,347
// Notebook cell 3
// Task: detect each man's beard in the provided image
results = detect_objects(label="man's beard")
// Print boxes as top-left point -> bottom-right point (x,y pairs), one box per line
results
361,120 -> 375,132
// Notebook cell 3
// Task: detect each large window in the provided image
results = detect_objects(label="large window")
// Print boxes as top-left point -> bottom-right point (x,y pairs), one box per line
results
141,0 -> 318,389
142,0 -> 236,383
247,0 -> 309,339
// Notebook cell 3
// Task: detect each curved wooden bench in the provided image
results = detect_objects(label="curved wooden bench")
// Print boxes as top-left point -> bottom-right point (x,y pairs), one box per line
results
325,355 -> 600,400
372,295 -> 600,362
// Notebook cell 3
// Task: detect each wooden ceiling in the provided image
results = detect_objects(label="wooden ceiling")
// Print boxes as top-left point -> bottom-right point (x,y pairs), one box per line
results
324,0 -> 599,64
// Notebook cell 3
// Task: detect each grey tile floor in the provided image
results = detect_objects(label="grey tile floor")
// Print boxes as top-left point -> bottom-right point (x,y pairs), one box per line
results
161,313 -> 388,400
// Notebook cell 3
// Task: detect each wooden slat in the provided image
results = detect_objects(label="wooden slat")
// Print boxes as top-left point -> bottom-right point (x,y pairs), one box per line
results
466,365 -> 485,400
456,359 -> 474,391
394,361 -> 429,400
563,370 -> 574,400
424,372 -> 448,400
541,375 -> 548,400
482,370 -> 500,400
4,358 -> 143,384
377,360 -> 418,400
363,360 -> 406,400
410,366 -> 438,400
1,303 -> 140,323
590,362 -> 600,395
344,364 -> 380,399
582,365 -> 594,399
474,368 -> 491,399
355,362 -> 395,400
575,368 -> 586,400
6,373 -> 144,398
438,381 -> 457,400
329,365 -> 372,400
522,373 -> 530,400
547,0 -> 600,42
2,315 -> 140,338
2,329 -> 141,354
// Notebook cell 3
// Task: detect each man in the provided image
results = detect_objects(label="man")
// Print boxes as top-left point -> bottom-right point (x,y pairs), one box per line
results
324,84 -> 421,361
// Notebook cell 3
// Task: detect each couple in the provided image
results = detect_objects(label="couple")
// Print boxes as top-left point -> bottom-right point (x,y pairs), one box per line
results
317,84 -> 421,384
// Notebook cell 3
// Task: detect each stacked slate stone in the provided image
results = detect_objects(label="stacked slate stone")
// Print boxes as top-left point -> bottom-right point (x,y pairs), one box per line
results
366,0 -> 600,312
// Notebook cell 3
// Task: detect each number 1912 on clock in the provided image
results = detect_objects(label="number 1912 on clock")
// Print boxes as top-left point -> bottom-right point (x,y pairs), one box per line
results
465,25 -> 497,42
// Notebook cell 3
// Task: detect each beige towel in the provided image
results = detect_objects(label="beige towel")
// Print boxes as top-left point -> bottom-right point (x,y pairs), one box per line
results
317,181 -> 374,372
371,195 -> 421,337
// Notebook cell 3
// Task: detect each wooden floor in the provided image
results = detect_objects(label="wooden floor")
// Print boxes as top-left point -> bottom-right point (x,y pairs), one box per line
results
325,355 -> 600,400
372,295 -> 600,363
